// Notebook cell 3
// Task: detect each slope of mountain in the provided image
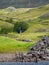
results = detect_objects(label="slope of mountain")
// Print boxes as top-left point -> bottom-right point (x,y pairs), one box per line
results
0,4 -> 49,42
0,0 -> 49,9
0,3 -> 49,52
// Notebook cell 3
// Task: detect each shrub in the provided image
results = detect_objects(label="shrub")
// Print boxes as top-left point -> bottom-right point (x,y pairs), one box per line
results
14,21 -> 29,33
0,21 -> 14,34
0,27 -> 13,34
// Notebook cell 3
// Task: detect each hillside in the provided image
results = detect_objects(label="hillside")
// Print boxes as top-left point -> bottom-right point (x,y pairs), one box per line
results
0,4 -> 49,52
0,0 -> 49,9
0,36 -> 33,53
0,4 -> 49,41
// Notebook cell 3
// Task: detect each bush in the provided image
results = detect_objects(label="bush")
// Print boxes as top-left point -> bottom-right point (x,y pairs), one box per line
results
14,21 -> 29,33
0,27 -> 13,34
0,21 -> 14,34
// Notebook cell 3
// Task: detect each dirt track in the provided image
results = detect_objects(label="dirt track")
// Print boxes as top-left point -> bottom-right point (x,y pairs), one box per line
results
0,53 -> 16,62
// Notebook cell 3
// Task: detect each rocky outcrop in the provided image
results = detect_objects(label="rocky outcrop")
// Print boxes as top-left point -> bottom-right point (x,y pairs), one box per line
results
27,35 -> 49,61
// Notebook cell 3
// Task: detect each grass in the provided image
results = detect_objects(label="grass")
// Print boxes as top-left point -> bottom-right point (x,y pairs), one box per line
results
0,4 -> 49,53
9,32 -> 49,42
0,32 -> 49,53
0,36 -> 33,53
0,5 -> 49,33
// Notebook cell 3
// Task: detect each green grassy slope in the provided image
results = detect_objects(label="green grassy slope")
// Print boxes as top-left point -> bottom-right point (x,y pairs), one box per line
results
0,36 -> 33,53
0,5 -> 49,52
0,5 -> 49,33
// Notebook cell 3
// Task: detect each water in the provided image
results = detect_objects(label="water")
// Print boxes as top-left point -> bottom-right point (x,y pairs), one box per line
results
0,61 -> 49,65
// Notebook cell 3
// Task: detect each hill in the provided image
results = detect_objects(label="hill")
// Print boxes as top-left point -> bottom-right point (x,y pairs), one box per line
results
0,4 -> 49,41
0,0 -> 49,9
0,4 -> 49,52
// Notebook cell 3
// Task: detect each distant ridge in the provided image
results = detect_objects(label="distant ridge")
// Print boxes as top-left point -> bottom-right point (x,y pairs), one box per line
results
0,0 -> 49,9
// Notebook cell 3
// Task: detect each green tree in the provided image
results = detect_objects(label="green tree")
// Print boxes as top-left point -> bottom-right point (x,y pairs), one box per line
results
14,21 -> 29,33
